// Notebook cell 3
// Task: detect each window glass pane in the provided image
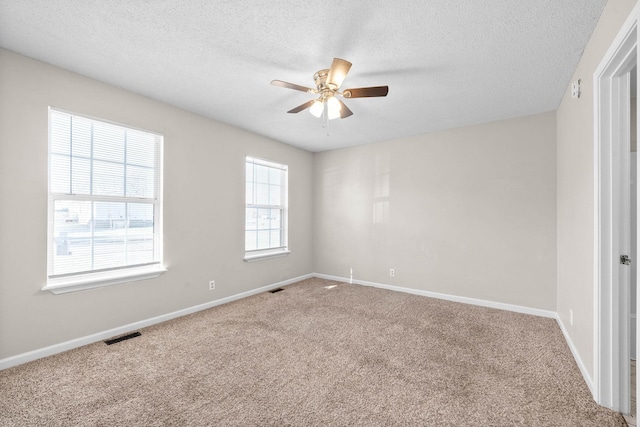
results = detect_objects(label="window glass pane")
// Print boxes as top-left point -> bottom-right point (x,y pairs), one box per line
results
269,184 -> 281,205
92,201 -> 126,270
270,230 -> 281,248
256,183 -> 269,205
256,165 -> 269,184
270,209 -> 281,229
50,113 -> 71,155
257,208 -> 271,230
71,157 -> 91,195
245,231 -> 257,251
71,116 -> 92,158
93,234 -> 126,269
128,203 -> 154,226
257,230 -> 270,249
269,167 -> 281,185
93,121 -> 124,162
126,165 -> 155,198
246,162 -> 254,183
50,154 -> 70,194
127,130 -> 156,168
127,203 -> 155,264
93,160 -> 124,196
246,182 -> 254,205
246,208 -> 258,231
52,200 -> 157,275
52,200 -> 92,275
93,201 -> 126,228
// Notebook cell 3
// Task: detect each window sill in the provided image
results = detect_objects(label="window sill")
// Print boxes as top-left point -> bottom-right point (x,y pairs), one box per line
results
243,250 -> 290,262
43,265 -> 167,294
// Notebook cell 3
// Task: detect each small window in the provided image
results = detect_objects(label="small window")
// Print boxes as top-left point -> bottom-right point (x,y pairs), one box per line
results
45,108 -> 164,293
244,156 -> 289,261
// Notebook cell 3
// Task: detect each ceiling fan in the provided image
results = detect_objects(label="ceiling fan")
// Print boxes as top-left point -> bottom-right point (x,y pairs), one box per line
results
271,58 -> 389,122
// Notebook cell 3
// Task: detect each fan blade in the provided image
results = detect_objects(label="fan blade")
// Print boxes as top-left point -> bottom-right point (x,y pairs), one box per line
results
271,80 -> 314,93
287,100 -> 316,114
326,58 -> 352,90
342,86 -> 389,98
337,99 -> 353,119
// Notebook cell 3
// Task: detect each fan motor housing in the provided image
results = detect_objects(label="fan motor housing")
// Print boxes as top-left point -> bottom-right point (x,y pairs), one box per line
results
313,69 -> 331,92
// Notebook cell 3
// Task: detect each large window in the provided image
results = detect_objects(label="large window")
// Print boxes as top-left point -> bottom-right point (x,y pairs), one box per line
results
46,108 -> 164,293
245,156 -> 288,261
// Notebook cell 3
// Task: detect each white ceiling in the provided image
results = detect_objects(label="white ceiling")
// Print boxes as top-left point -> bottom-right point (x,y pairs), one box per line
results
0,0 -> 607,152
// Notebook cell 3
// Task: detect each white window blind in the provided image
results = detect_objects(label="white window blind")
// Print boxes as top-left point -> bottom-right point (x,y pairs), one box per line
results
245,156 -> 288,260
47,108 -> 163,286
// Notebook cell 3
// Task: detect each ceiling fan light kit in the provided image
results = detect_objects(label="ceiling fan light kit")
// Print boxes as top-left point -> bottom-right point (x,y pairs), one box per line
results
271,58 -> 389,123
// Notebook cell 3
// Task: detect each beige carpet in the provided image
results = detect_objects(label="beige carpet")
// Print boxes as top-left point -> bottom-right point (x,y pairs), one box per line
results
0,278 -> 627,426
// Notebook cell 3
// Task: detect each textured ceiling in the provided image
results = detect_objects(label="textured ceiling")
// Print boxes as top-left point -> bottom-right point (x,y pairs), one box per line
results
0,0 -> 607,152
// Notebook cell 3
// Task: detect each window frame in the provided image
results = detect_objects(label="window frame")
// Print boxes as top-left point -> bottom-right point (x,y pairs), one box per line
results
244,156 -> 289,262
44,107 -> 165,294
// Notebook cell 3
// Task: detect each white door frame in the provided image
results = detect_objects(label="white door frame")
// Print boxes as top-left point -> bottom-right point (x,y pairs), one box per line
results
594,4 -> 638,414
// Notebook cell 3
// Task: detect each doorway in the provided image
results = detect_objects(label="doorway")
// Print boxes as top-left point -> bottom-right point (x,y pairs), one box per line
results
594,6 -> 637,415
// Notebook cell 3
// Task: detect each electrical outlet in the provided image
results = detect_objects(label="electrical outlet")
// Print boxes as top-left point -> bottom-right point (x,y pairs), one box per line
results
390,268 -> 395,277
209,280 -> 215,291
569,309 -> 574,326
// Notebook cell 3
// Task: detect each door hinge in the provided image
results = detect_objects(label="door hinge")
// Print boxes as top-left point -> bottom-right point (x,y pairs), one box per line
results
620,254 -> 632,265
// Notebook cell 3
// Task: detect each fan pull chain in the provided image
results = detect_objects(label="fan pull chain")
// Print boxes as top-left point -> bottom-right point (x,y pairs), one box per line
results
322,101 -> 328,128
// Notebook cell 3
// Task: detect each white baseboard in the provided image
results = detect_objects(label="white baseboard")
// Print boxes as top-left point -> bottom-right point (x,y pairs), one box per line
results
555,315 -> 595,396
313,273 -> 557,319
0,273 -> 313,371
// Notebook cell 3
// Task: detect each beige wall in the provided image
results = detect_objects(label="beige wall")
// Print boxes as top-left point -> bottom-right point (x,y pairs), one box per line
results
313,112 -> 557,310
556,0 -> 637,382
0,49 -> 314,359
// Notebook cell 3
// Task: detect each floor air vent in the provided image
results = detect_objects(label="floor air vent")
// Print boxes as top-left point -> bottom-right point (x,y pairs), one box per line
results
269,288 -> 284,294
104,332 -> 141,345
